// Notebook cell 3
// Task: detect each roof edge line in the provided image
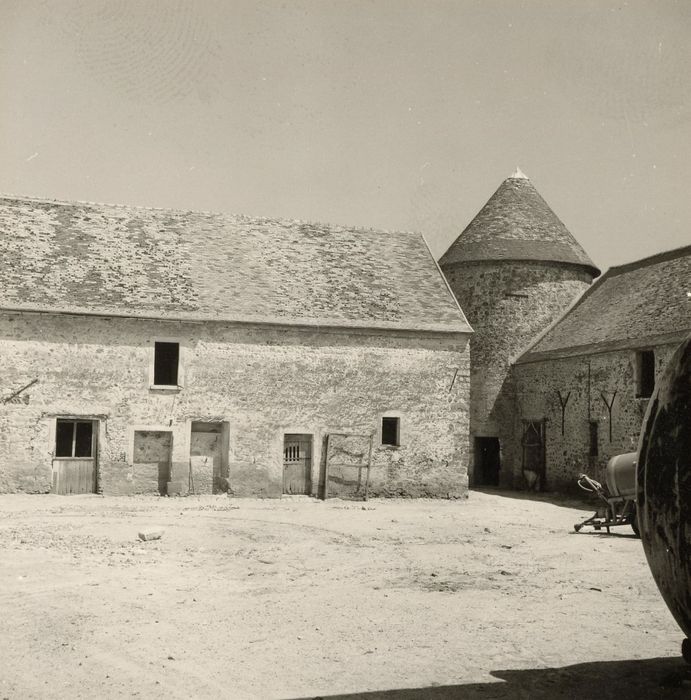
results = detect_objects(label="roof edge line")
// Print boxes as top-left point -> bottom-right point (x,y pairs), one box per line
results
0,192 -> 423,239
516,329 -> 691,364
513,276 -> 607,362
0,304 -> 472,337
604,244 -> 691,277
420,233 -> 474,334
439,256 -> 600,276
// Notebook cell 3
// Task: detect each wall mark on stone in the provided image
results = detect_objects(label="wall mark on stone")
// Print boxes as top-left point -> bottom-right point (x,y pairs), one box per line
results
557,390 -> 571,436
600,391 -> 617,442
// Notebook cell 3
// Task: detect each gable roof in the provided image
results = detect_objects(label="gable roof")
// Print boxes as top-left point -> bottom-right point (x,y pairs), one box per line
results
0,195 -> 471,334
518,245 -> 691,363
439,172 -> 600,277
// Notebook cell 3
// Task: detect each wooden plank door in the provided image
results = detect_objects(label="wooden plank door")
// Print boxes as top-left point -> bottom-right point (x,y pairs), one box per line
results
53,459 -> 96,495
52,419 -> 98,494
283,434 -> 312,494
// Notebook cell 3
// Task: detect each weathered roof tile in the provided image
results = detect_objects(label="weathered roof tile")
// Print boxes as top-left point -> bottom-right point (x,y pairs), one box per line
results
0,195 -> 471,334
518,246 -> 691,361
440,174 -> 600,276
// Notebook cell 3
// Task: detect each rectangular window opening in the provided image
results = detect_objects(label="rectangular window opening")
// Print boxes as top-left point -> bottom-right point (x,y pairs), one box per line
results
154,342 -> 180,386
636,350 -> 655,398
589,421 -> 599,457
55,419 -> 94,458
381,417 -> 400,446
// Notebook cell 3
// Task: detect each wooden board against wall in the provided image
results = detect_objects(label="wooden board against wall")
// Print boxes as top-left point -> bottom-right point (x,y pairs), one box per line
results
324,432 -> 374,500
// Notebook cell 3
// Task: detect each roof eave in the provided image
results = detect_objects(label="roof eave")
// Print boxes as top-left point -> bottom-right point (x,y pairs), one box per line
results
439,255 -> 600,278
0,304 -> 473,337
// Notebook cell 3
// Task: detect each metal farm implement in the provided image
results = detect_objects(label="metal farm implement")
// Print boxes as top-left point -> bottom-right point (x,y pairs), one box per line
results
574,452 -> 640,537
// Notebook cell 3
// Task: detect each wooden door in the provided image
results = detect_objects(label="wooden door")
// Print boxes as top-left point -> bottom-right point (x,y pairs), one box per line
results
283,434 -> 312,494
52,419 -> 97,494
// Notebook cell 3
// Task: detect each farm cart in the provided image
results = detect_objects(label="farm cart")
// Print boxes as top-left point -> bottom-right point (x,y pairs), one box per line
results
574,452 -> 640,537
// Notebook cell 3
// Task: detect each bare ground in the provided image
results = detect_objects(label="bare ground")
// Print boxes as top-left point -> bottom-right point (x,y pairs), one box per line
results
0,491 -> 688,699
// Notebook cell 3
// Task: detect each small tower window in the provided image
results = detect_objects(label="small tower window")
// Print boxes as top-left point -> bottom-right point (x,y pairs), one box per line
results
381,417 -> 400,446
154,342 -> 180,386
635,350 -> 655,398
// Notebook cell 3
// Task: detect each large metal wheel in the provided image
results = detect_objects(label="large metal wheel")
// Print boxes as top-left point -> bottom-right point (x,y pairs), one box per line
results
638,335 -> 691,650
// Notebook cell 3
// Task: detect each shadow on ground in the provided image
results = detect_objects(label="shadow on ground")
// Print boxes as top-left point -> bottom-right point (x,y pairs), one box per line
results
471,486 -> 593,510
293,657 -> 690,700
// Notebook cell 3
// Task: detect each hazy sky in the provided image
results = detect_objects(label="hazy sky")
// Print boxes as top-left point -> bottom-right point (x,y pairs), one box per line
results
1,0 -> 689,271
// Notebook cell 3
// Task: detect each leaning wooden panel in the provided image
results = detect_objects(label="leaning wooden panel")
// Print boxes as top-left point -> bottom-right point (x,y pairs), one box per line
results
324,432 -> 374,501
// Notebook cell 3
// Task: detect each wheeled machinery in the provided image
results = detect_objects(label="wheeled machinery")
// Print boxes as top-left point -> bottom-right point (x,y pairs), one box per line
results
574,452 -> 639,536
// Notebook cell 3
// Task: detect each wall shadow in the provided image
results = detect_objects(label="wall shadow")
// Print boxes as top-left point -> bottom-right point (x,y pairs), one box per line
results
471,486 -> 593,510
291,656 -> 689,700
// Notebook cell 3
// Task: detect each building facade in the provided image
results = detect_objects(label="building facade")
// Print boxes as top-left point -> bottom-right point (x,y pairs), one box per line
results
512,246 -> 691,492
0,195 -> 472,497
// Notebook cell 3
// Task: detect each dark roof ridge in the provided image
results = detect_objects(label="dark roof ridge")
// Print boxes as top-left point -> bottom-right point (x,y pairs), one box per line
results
605,244 -> 691,278
0,192 -> 416,239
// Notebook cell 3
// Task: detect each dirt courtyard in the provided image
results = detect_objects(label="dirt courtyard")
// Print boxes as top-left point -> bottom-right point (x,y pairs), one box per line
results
0,491 -> 687,699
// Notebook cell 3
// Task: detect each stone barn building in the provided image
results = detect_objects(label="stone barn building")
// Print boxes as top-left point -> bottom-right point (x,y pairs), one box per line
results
439,169 -> 600,488
513,245 -> 691,492
0,195 -> 472,497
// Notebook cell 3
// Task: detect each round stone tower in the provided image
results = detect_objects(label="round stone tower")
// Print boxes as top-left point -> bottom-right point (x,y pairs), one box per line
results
439,169 -> 600,488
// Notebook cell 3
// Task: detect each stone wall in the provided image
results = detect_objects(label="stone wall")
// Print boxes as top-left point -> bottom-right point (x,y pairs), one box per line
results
441,259 -> 592,485
0,312 -> 470,498
512,342 -> 679,492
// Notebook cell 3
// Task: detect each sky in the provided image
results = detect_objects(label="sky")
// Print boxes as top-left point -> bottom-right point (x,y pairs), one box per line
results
1,0 -> 690,271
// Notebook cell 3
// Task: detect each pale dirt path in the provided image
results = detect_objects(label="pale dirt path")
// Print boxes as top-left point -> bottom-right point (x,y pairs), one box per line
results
0,492 -> 686,699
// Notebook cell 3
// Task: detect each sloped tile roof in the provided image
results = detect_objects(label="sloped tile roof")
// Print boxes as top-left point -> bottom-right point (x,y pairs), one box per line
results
518,246 -> 691,362
439,175 -> 600,276
0,195 -> 471,334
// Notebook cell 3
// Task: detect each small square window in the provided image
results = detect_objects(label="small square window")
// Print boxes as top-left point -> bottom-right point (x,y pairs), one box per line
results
381,417 -> 400,446
55,419 -> 94,458
154,342 -> 179,386
635,350 -> 655,398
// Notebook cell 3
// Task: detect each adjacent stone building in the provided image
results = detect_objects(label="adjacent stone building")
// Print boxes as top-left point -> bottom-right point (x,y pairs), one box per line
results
0,195 -> 472,497
513,245 -> 691,492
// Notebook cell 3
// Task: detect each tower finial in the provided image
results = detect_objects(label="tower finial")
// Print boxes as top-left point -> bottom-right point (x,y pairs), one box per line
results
510,167 -> 528,179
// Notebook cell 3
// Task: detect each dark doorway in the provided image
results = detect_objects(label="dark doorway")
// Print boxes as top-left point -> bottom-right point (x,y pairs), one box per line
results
522,420 -> 546,491
474,437 -> 501,486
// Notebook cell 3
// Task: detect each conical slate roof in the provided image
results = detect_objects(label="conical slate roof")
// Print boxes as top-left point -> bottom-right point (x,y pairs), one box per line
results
439,170 -> 600,276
